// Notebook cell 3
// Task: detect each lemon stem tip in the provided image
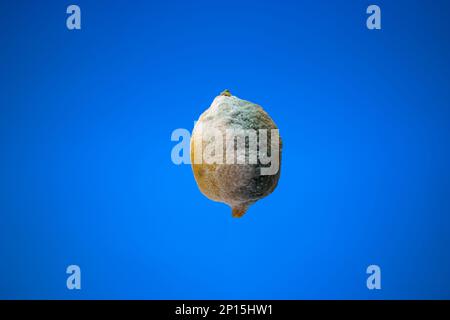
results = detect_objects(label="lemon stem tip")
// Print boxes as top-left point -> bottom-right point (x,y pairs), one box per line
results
220,89 -> 232,97
232,206 -> 247,218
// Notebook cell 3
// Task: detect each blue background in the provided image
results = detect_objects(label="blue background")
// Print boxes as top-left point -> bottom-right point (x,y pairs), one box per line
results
1,0 -> 450,299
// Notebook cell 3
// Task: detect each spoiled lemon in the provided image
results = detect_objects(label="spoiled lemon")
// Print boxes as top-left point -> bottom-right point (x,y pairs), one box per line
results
190,90 -> 282,218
